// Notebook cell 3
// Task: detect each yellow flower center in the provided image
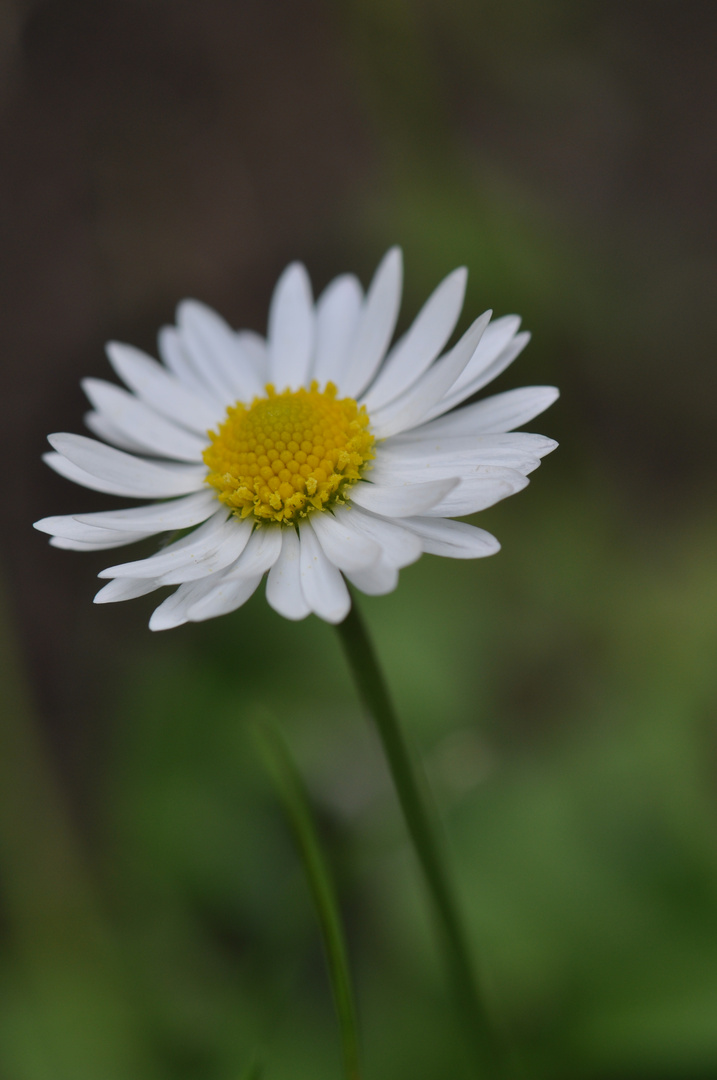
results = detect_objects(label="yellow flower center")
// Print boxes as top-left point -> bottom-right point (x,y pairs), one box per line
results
203,382 -> 374,524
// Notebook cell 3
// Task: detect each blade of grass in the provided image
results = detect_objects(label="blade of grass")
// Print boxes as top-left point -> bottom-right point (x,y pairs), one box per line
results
255,719 -> 361,1080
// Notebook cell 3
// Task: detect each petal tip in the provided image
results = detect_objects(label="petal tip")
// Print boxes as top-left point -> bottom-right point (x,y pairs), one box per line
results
104,340 -> 126,364
176,298 -> 203,326
46,432 -> 69,452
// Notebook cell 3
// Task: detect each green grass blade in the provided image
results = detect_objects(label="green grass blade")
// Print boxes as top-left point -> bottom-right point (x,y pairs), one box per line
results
255,720 -> 361,1080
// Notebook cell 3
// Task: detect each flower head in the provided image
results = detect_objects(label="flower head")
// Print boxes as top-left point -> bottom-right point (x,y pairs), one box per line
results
35,249 -> 558,628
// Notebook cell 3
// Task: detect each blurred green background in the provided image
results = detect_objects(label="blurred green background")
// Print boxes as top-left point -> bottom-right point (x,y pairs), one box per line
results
1,1 -> 716,1077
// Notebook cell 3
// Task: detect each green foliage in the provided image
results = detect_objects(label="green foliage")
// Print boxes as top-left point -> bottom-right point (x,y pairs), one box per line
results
4,485 -> 716,1078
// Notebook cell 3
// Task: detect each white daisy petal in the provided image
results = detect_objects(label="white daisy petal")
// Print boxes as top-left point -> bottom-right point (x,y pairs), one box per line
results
175,301 -> 234,401
94,577 -> 165,604
182,525 -> 283,623
177,300 -> 265,402
149,579 -> 220,631
419,331 -> 531,423
349,477 -> 458,517
44,451 -> 132,497
400,517 -> 501,559
73,491 -> 217,532
345,561 -> 399,596
268,263 -> 315,391
157,518 -> 254,585
97,509 -> 232,579
34,514 -> 154,546
49,534 -> 152,551
408,386 -> 560,438
370,454 -> 541,483
332,505 -> 422,568
84,411 -> 150,454
185,573 -> 263,623
102,515 -> 253,585
312,274 -> 363,387
451,314 -> 522,392
236,331 -> 270,384
148,591 -> 190,631
369,311 -> 491,439
47,434 -> 206,499
106,342 -> 220,434
386,431 -> 557,458
81,378 -> 206,462
300,524 -> 351,624
308,510 -> 381,573
373,433 -> 556,478
157,326 -> 225,407
421,467 -> 530,517
224,525 -> 283,580
340,247 -> 402,399
361,266 -> 467,411
44,450 -> 201,502
266,528 -> 311,620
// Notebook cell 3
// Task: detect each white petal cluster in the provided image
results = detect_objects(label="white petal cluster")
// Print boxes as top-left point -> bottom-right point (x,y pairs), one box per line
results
35,249 -> 558,628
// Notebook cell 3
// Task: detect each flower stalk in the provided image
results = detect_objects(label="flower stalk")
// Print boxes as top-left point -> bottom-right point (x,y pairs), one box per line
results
336,597 -> 508,1078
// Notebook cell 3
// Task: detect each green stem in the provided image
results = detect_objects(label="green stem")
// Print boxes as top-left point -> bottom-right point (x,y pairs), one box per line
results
256,720 -> 361,1080
336,599 -> 508,1079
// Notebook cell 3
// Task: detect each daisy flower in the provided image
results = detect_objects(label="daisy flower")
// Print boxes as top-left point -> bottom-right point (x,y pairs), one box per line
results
35,249 -> 558,629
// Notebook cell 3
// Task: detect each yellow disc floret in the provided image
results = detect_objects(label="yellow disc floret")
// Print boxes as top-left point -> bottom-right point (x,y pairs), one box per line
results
203,381 -> 375,524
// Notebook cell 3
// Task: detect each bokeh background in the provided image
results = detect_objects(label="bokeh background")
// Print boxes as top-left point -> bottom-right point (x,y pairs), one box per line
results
1,1 -> 716,1078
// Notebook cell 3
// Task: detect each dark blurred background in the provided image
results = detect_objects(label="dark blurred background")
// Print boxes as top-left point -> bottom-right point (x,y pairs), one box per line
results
1,2 -> 716,1078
